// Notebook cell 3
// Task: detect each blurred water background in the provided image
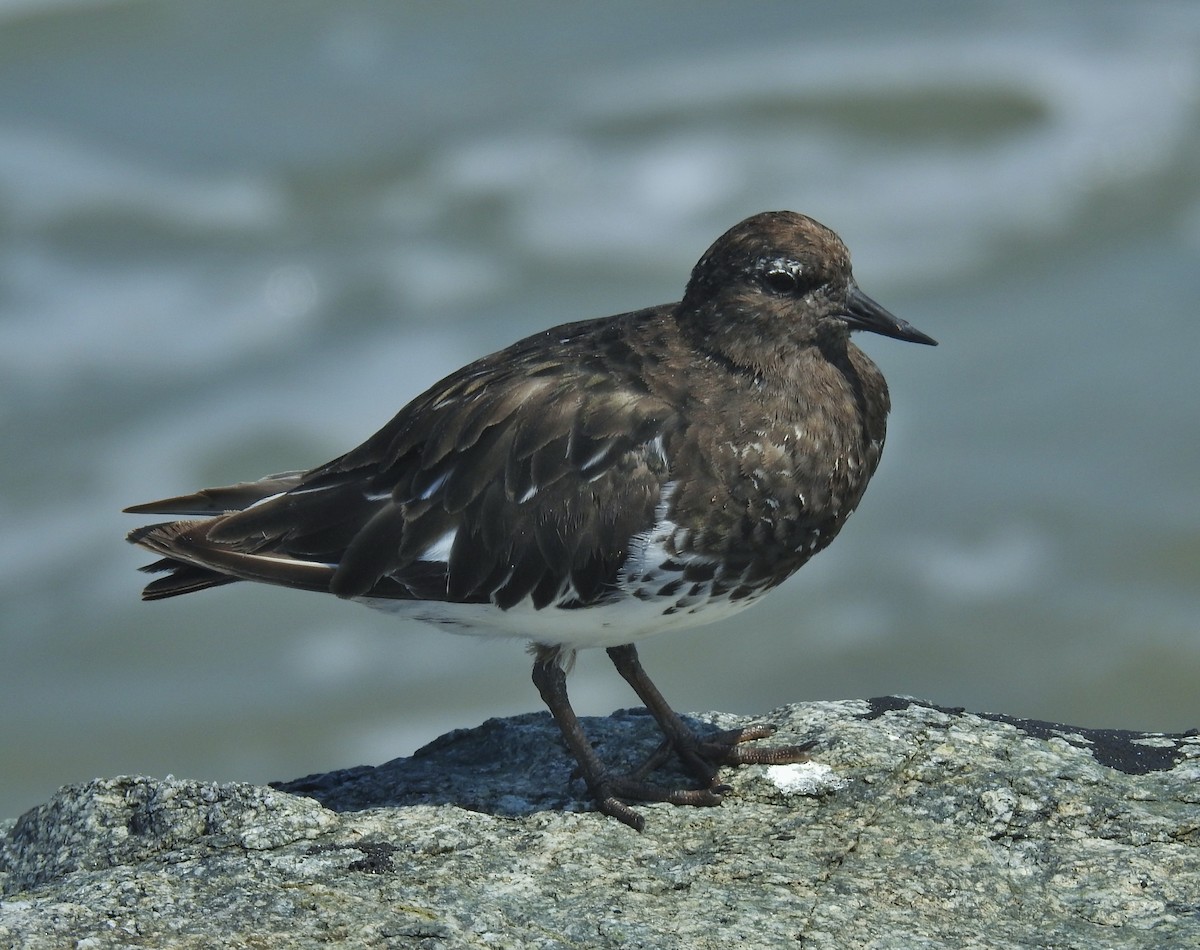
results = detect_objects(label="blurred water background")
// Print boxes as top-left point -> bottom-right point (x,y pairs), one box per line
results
2,0 -> 1198,820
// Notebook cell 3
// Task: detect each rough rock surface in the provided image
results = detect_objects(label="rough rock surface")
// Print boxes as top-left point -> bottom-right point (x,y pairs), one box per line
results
2,697 -> 1198,949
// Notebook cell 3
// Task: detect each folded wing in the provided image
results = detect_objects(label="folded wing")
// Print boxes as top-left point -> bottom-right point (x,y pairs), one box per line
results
127,325 -> 681,612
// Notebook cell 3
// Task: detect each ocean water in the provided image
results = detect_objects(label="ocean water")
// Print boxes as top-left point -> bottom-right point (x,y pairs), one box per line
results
1,0 -> 1198,820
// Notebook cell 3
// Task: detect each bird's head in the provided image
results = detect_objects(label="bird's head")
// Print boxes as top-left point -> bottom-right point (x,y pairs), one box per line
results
679,211 -> 936,371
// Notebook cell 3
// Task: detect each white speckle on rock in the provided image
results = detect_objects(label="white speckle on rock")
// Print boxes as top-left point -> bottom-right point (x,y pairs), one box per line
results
765,762 -> 845,796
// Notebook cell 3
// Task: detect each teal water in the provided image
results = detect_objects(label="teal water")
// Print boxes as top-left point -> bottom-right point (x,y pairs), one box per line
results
2,0 -> 1198,820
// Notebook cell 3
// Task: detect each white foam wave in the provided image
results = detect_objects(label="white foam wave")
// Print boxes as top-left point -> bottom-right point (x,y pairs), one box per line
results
0,126 -> 284,230
433,23 -> 1200,283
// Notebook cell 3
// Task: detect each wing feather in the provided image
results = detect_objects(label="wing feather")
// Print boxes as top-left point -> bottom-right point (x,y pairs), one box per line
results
126,308 -> 683,611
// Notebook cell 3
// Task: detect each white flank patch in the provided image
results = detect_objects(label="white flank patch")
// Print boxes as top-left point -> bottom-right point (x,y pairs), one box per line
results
620,480 -> 678,580
766,762 -> 846,796
648,433 -> 667,465
419,528 -> 458,564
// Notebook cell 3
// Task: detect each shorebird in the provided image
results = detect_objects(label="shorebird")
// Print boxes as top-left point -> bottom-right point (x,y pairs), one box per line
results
127,211 -> 936,829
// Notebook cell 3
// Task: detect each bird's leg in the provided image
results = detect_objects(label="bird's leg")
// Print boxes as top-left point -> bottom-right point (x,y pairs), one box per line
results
531,646 -> 724,831
605,643 -> 815,787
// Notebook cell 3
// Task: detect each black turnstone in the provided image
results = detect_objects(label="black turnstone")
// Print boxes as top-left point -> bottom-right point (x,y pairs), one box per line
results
126,211 -> 936,830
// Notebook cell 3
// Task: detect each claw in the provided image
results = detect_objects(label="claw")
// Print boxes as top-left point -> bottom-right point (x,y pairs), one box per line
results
698,732 -> 817,767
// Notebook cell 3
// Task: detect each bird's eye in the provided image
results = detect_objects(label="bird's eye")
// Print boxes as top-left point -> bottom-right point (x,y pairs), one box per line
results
763,269 -> 799,294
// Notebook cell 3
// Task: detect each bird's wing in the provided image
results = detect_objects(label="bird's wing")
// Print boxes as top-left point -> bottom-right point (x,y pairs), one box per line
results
128,318 -> 683,609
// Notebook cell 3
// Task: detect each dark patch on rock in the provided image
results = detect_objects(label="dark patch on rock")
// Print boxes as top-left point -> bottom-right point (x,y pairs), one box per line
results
863,695 -> 1195,774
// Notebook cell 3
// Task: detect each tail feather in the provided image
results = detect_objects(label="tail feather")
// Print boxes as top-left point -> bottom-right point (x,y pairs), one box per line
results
141,563 -> 240,600
127,518 -> 338,601
123,472 -> 306,516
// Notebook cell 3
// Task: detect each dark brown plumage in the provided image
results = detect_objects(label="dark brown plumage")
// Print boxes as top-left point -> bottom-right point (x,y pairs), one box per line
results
126,211 -> 935,829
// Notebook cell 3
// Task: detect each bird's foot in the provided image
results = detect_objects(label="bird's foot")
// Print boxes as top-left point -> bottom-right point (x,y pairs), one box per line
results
588,772 -> 730,833
579,723 -> 815,830
696,723 -> 818,768
629,721 -> 817,788
536,645 -> 815,831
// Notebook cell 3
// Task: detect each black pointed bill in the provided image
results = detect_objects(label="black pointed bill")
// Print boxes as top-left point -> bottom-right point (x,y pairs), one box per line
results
841,283 -> 937,346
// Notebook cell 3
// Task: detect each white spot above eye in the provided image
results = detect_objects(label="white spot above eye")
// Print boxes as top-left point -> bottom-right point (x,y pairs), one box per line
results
760,257 -> 804,279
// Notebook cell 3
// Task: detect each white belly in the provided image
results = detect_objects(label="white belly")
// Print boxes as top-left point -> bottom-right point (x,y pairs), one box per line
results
352,586 -> 764,650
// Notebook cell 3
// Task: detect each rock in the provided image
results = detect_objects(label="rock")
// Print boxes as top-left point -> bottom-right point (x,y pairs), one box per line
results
2,698 -> 1197,949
